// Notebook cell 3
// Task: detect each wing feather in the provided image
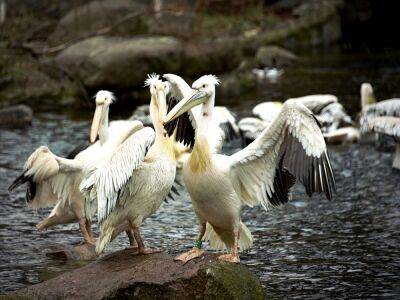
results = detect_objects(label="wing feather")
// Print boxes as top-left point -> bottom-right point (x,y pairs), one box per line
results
229,101 -> 336,210
81,127 -> 155,223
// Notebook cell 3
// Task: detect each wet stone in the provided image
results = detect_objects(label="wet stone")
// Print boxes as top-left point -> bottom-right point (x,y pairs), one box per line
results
9,250 -> 265,300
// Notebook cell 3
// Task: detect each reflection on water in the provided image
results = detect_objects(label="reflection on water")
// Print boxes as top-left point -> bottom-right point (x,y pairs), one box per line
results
1,50 -> 400,298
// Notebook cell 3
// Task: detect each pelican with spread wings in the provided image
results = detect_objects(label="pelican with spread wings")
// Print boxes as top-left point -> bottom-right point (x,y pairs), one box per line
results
8,91 -> 143,244
81,74 -> 177,254
163,75 -> 336,263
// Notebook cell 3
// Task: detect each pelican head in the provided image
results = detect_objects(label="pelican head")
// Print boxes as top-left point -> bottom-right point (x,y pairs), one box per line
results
145,73 -> 169,118
361,83 -> 376,110
90,90 -> 115,143
163,75 -> 219,124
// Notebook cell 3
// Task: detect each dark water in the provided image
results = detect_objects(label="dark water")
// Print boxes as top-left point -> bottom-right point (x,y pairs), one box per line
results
1,49 -> 400,298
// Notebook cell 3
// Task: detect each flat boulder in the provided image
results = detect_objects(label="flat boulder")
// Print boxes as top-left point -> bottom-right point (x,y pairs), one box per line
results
55,36 -> 183,89
47,0 -> 148,46
10,250 -> 265,299
0,105 -> 33,128
255,45 -> 298,67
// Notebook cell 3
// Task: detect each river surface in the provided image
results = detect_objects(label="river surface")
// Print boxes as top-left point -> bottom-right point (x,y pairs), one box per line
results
1,49 -> 400,298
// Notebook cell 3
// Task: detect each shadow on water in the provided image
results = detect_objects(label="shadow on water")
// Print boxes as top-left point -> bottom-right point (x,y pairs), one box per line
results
1,49 -> 400,298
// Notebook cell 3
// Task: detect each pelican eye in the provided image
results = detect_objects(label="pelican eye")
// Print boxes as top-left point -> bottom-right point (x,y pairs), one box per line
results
202,84 -> 206,88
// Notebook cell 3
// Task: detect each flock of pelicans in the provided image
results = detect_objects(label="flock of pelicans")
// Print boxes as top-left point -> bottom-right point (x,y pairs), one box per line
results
7,73 -> 400,263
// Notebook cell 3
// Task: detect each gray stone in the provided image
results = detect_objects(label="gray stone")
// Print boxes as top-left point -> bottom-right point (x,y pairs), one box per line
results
0,105 -> 33,128
255,45 -> 298,68
9,250 -> 265,300
47,0 -> 147,46
55,36 -> 183,89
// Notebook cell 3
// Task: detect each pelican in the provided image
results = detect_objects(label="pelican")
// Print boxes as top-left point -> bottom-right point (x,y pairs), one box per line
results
251,67 -> 284,83
360,83 -> 400,169
360,83 -> 400,125
163,75 -> 336,263
8,91 -> 143,245
362,116 -> 400,169
81,74 -> 177,255
241,95 -> 352,145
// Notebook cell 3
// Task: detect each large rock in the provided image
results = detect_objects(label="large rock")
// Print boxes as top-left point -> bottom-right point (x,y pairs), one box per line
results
255,45 -> 298,68
55,36 -> 183,89
47,0 -> 148,46
0,105 -> 33,128
0,49 -> 85,109
10,250 -> 265,299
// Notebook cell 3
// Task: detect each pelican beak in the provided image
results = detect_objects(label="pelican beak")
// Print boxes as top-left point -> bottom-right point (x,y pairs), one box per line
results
163,90 -> 207,124
90,105 -> 104,143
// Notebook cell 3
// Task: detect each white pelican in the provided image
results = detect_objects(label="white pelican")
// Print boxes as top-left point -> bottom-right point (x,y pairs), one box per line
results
241,95 -> 352,145
252,67 -> 284,83
8,91 -> 144,245
163,75 -> 336,263
360,83 -> 400,128
362,116 -> 400,169
81,74 -> 177,255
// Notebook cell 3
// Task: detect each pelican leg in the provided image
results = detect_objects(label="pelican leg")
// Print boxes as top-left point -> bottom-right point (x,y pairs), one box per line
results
132,225 -> 162,255
393,144 -> 400,170
218,229 -> 240,263
85,219 -> 94,241
79,218 -> 95,245
126,229 -> 138,249
175,222 -> 206,263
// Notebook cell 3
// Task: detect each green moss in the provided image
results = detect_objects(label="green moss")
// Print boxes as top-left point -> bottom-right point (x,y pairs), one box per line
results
203,262 -> 265,299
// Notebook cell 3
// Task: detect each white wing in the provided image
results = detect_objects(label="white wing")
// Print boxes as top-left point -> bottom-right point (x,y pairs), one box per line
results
363,116 -> 400,138
81,127 -> 155,223
8,145 -> 87,209
229,101 -> 336,210
360,99 -> 400,132
288,95 -> 338,114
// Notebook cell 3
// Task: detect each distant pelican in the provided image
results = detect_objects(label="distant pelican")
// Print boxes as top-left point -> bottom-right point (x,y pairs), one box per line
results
81,74 -> 177,254
360,83 -> 400,132
362,116 -> 400,169
252,67 -> 284,83
241,94 -> 352,145
360,83 -> 400,169
163,75 -> 336,263
8,91 -> 144,245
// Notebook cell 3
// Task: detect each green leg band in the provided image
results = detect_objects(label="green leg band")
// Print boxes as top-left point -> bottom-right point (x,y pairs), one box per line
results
194,239 -> 202,249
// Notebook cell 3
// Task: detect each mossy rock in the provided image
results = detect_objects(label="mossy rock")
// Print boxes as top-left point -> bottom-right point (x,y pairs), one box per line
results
8,250 -> 265,300
55,36 -> 183,89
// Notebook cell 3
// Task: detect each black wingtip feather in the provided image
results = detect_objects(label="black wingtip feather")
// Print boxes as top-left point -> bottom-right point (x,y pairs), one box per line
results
164,96 -> 196,148
280,132 -> 336,201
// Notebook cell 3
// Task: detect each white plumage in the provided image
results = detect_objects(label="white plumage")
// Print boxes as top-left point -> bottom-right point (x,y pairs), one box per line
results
164,75 -> 336,263
8,91 -> 143,244
360,83 -> 400,169
82,74 -> 178,254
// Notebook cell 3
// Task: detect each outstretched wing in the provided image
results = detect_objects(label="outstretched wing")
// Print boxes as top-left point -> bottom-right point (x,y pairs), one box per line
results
81,127 -> 155,223
360,99 -> 400,132
364,116 -> 400,141
8,145 -> 87,209
229,101 -> 336,210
